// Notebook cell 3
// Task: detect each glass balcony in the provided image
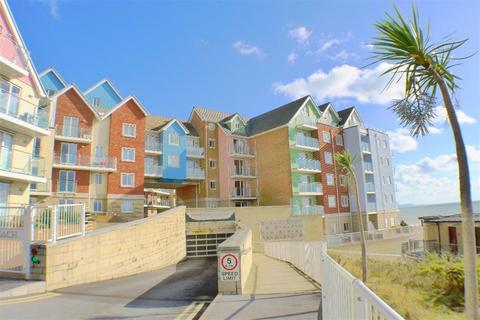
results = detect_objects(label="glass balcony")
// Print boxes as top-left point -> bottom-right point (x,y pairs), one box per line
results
186,145 -> 204,158
145,164 -> 163,177
30,180 -> 51,195
296,115 -> 317,130
145,140 -> 163,154
365,183 -> 375,192
361,142 -> 371,153
230,143 -> 255,157
0,32 -> 29,78
0,146 -> 45,182
186,167 -> 205,179
55,124 -> 92,142
231,188 -> 256,199
230,166 -> 256,178
292,158 -> 321,172
292,134 -> 319,150
298,182 -> 323,194
53,154 -> 117,172
367,202 -> 377,212
291,205 -> 324,216
364,162 -> 373,172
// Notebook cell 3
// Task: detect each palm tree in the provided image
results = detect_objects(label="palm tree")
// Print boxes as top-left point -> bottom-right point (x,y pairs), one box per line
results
335,151 -> 367,282
371,5 -> 478,318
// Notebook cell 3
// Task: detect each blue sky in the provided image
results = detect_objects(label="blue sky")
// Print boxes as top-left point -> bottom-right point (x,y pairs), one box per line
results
12,0 -> 480,205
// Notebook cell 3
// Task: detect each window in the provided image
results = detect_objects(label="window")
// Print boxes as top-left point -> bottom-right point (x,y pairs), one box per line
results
383,140 -> 387,148
235,201 -> 248,207
388,176 -> 392,184
95,173 -> 103,185
383,176 -> 386,184
327,195 -> 336,208
167,155 -> 180,168
324,152 -> 333,164
326,173 -> 335,186
0,80 -> 20,115
95,146 -> 105,159
341,195 -> 349,207
46,89 -> 56,97
60,143 -> 77,164
323,131 -> 331,143
335,135 -> 343,146
168,132 -> 179,146
384,194 -> 388,203
209,180 -> 216,190
59,171 -> 75,192
33,137 -> 41,157
386,158 -> 390,166
390,194 -> 395,203
121,200 -> 134,213
121,173 -> 135,187
93,97 -> 101,108
339,175 -> 346,186
121,147 -> 135,162
232,120 -> 240,131
59,198 -> 74,205
209,159 -> 216,169
208,138 -> 216,148
0,182 -> 10,206
93,199 -> 103,212
208,123 -> 216,131
122,123 -> 136,137
343,222 -> 350,232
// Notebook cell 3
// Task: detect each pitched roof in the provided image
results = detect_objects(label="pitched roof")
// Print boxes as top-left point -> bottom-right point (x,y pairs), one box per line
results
247,96 -> 310,136
420,214 -> 480,223
100,96 -> 149,120
192,106 -> 231,122
146,115 -> 170,131
83,78 -> 123,100
183,122 -> 199,136
337,107 -> 356,126
318,102 -> 331,112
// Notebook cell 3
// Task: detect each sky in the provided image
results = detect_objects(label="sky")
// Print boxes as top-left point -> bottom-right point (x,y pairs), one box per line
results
11,0 -> 480,205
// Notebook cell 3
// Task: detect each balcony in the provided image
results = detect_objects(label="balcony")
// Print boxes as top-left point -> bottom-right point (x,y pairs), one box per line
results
291,158 -> 321,173
186,167 -> 205,180
144,188 -> 171,195
0,33 -> 29,79
145,140 -> 163,155
364,162 -> 373,173
55,124 -> 92,143
56,179 -> 76,193
145,164 -> 163,177
230,166 -> 256,178
361,142 -> 371,153
296,182 -> 323,195
290,134 -> 319,151
144,198 -> 170,208
292,205 -> 324,216
186,145 -> 204,158
0,91 -> 49,136
296,115 -> 318,130
230,143 -> 255,158
53,154 -> 117,172
367,202 -> 377,213
366,183 -> 375,193
231,188 -> 256,200
0,146 -> 46,184
30,180 -> 51,196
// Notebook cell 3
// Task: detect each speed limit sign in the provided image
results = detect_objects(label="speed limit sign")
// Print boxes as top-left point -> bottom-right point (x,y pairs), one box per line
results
220,253 -> 239,281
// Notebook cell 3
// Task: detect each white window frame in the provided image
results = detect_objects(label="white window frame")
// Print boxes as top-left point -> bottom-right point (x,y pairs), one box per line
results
167,155 -> 180,168
343,222 -> 350,232
323,131 -> 331,143
327,195 -> 336,208
335,135 -> 344,146
208,138 -> 216,148
339,175 -> 346,187
93,97 -> 101,108
95,173 -> 103,185
168,132 -> 180,146
122,123 -> 136,138
93,199 -> 103,212
209,180 -> 216,190
324,152 -> 333,165
59,170 -> 75,192
121,147 -> 136,162
120,173 -> 135,187
341,195 -> 349,207
121,200 -> 134,213
209,159 -> 216,169
326,173 -> 335,186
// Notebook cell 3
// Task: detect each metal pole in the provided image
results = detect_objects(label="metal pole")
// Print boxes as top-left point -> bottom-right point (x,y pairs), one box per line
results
82,203 -> 86,236
24,207 -> 32,280
52,205 -> 58,242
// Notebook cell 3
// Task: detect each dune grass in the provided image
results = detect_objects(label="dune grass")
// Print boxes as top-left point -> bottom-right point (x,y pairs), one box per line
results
330,252 -> 480,320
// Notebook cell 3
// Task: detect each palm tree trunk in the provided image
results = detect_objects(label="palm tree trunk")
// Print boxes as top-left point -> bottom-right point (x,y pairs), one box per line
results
429,68 -> 478,319
352,170 -> 368,282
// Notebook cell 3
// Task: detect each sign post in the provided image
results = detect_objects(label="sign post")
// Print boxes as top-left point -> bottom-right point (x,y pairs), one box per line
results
219,252 -> 240,282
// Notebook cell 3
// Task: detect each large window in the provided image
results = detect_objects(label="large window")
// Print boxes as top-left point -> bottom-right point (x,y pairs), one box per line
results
121,147 -> 136,162
121,173 -> 135,187
95,173 -> 103,185
95,146 -> 105,159
60,143 -> 77,164
323,131 -> 331,143
339,175 -> 346,186
121,200 -> 134,213
335,135 -> 343,146
341,195 -> 349,207
59,170 -> 75,192
209,180 -> 216,190
326,173 -> 335,186
167,155 -> 180,168
62,116 -> 79,137
208,139 -> 216,148
0,182 -> 10,206
209,159 -> 216,169
168,132 -> 179,146
93,199 -> 103,213
0,131 -> 13,171
122,123 -> 136,137
0,80 -> 20,116
327,195 -> 336,208
324,152 -> 333,164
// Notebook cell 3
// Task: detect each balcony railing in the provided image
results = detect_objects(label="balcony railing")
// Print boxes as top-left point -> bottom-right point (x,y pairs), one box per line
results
230,143 -> 255,157
0,32 -> 30,78
0,90 -> 48,130
298,182 -> 323,194
145,140 -> 162,153
361,142 -> 371,153
296,115 -> 317,128
292,134 -> 319,149
367,202 -> 377,212
145,164 -> 163,177
365,183 -> 375,192
231,188 -> 256,198
186,167 -> 205,179
364,162 -> 373,172
54,154 -> 117,171
292,205 -> 324,216
0,146 -> 45,177
144,198 -> 170,207
55,124 -> 92,141
186,145 -> 204,157
57,179 -> 76,193
292,158 -> 321,172
30,180 -> 51,194
230,166 -> 256,177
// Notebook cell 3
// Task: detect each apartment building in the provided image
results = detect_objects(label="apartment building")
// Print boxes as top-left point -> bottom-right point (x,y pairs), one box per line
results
0,0 -> 50,208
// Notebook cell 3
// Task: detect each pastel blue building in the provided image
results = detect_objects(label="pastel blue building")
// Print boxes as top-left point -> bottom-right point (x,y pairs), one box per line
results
84,79 -> 123,110
39,68 -> 67,96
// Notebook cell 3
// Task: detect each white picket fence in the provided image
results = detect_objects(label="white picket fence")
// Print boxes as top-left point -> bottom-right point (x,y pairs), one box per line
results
264,241 -> 404,320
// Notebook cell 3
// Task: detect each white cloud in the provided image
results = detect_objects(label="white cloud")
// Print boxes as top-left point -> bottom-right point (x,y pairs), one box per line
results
288,26 -> 311,44
467,145 -> 480,162
232,41 -> 265,58
47,0 -> 59,18
320,37 -> 344,51
273,62 -> 403,105
287,53 -> 298,64
387,129 -> 418,153
361,42 -> 375,50
432,106 -> 477,125
328,49 -> 359,62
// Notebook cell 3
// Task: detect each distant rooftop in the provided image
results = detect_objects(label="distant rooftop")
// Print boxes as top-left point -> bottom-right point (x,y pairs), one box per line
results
419,214 -> 480,223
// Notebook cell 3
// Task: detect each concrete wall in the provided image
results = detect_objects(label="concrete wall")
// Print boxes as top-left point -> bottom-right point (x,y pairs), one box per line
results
31,206 -> 186,290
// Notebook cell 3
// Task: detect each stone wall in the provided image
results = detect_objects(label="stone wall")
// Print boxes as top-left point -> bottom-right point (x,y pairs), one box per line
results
31,206 -> 186,290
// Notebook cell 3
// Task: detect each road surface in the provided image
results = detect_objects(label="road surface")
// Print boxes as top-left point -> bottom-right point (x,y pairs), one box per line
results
0,258 -> 217,320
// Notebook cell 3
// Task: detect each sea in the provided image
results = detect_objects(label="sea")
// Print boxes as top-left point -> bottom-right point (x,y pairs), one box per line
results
399,200 -> 480,225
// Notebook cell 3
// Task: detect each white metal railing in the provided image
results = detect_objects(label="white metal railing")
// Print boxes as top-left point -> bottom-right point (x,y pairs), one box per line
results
0,89 -> 48,129
145,164 -> 163,177
231,187 -> 256,198
0,30 -> 30,66
292,158 -> 321,171
293,134 -> 319,149
145,140 -> 162,153
54,153 -> 117,170
326,225 -> 422,247
0,146 -> 45,177
230,142 -> 255,156
361,142 -> 371,152
186,145 -> 204,157
31,204 -> 86,242
55,124 -> 92,140
0,206 -> 29,274
298,182 -> 322,194
144,198 -> 170,207
263,241 -> 405,320
296,114 -> 317,128
230,166 -> 256,177
364,162 -> 373,172
186,167 -> 205,179
291,204 -> 324,216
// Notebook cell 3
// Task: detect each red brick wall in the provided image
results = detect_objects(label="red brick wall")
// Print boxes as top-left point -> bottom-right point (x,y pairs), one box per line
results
52,169 -> 90,193
318,123 -> 351,214
107,99 -> 146,195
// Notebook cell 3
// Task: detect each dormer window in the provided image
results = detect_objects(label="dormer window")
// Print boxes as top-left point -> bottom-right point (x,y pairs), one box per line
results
232,119 -> 240,131
93,97 -> 101,108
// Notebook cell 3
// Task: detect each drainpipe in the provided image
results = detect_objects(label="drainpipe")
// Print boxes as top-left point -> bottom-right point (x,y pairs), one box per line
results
205,124 -> 209,205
